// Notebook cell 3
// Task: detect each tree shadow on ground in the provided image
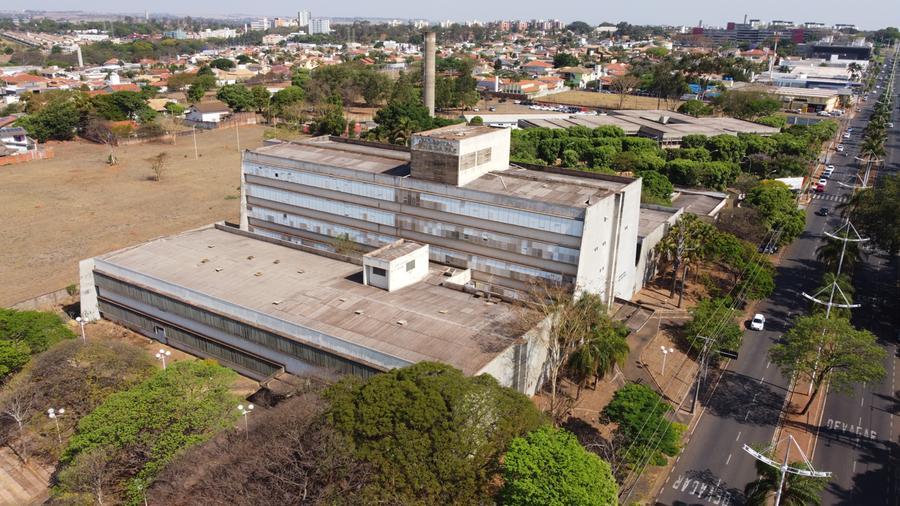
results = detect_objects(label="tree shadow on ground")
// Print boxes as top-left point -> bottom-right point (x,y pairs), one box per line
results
701,371 -> 787,427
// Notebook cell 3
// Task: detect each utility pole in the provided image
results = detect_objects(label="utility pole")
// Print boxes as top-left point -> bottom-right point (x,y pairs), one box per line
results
743,435 -> 830,506
689,335 -> 712,414
192,126 -> 199,160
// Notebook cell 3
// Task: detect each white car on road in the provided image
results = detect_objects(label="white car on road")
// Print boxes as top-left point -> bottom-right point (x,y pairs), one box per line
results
750,314 -> 766,331
836,145 -> 845,152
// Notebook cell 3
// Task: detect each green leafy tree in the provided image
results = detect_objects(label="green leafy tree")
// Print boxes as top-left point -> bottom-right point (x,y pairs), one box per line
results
186,74 -> 216,103
16,98 -> 85,142
552,53 -> 580,68
744,180 -> 806,245
677,99 -> 713,117
715,90 -> 781,120
208,58 -> 235,70
603,383 -> 684,467
163,101 -> 185,116
59,360 -> 239,504
215,84 -> 255,112
0,308 -> 75,358
684,297 -> 742,360
325,362 -> 545,504
249,85 -> 271,113
637,170 -> 674,204
0,340 -> 31,378
769,315 -> 885,414
314,95 -> 348,136
844,175 -> 900,255
91,91 -> 155,122
500,426 -> 618,506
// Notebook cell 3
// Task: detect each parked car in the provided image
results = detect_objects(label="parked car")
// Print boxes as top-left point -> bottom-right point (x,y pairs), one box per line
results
818,178 -> 828,186
843,133 -> 851,139
750,314 -> 766,331
816,207 -> 830,216
826,164 -> 835,171
836,145 -> 845,152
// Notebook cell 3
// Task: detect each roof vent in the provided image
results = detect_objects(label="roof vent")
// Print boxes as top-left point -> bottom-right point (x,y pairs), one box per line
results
247,255 -> 255,260
354,309 -> 365,315
396,319 -> 407,326
254,272 -> 263,277
215,267 -> 223,272
272,300 -> 283,305
201,258 -> 209,263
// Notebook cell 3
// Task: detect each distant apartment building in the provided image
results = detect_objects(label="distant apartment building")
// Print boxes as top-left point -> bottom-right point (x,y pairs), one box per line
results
196,28 -> 238,39
297,10 -> 311,27
250,18 -> 270,31
309,18 -> 331,35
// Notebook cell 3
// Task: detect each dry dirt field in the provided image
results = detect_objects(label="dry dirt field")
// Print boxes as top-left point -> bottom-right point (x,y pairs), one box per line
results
0,124 -> 273,306
540,90 -> 683,110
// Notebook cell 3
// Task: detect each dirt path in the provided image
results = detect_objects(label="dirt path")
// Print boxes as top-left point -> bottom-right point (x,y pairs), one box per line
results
0,125 -> 270,306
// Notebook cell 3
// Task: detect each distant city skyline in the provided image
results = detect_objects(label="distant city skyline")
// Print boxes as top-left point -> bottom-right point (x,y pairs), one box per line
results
1,0 -> 898,30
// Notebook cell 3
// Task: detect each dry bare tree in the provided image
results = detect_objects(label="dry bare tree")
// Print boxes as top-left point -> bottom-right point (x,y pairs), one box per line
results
517,280 -> 609,425
610,75 -> 642,109
148,152 -> 169,182
56,446 -> 117,506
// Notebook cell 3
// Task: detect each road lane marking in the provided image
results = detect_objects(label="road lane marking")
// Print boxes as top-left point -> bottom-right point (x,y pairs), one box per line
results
853,460 -> 858,473
759,375 -> 765,384
861,396 -> 865,407
766,360 -> 771,369
725,453 -> 732,465
735,431 -> 742,441
744,411 -> 751,421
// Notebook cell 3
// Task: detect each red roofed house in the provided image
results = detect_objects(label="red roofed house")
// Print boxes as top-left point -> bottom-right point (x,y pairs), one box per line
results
521,60 -> 555,75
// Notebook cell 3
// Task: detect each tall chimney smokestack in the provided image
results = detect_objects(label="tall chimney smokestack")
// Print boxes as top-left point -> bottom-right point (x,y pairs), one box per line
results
424,31 -> 436,117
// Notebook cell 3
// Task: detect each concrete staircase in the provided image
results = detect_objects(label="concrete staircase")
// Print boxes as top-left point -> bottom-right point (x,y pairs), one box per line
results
0,448 -> 50,506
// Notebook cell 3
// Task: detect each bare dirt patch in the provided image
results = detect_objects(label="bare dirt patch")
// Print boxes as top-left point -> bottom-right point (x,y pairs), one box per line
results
0,124 -> 270,306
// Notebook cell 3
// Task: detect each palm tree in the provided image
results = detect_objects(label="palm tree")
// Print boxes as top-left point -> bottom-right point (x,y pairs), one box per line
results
815,232 -> 860,273
567,321 -> 630,398
744,456 -> 828,506
655,214 -> 712,303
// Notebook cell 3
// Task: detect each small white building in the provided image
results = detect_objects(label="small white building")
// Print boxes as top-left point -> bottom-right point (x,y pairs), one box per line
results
0,127 -> 36,154
185,101 -> 232,123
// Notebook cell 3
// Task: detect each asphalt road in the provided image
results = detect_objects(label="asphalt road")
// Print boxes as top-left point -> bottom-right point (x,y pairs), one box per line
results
810,53 -> 899,506
655,58 -> 897,506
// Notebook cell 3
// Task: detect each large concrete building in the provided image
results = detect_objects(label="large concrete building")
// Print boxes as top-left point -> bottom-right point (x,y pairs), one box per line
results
80,124 -> 684,394
239,124 -> 643,303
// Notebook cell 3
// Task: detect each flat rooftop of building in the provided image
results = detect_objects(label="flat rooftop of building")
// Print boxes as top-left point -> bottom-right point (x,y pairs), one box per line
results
671,189 -> 728,217
638,205 -> 680,238
248,137 -> 634,209
413,123 -> 497,141
464,166 -> 629,206
364,239 -> 424,262
95,226 -> 523,376
520,109 -> 779,139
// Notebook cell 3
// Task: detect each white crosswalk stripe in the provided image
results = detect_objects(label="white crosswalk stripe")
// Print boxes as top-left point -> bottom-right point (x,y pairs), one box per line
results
811,193 -> 849,203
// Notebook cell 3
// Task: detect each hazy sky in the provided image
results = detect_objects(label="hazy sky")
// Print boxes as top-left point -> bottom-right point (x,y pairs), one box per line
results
4,0 -> 899,29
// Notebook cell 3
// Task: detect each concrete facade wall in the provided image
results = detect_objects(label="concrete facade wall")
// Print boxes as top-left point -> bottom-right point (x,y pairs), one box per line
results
78,258 -> 100,321
634,207 -> 683,296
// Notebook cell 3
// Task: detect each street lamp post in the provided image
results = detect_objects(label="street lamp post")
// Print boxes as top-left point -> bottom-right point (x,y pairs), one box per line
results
237,403 -> 254,438
47,407 -> 65,444
660,346 -> 674,376
155,349 -> 171,369
75,316 -> 86,343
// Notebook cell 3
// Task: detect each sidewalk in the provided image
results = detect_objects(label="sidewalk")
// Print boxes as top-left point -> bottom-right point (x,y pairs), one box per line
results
771,376 -> 830,462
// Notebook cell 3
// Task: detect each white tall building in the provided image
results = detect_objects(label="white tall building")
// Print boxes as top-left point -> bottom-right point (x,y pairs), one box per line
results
309,18 -> 331,35
249,17 -> 270,31
297,10 -> 311,27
